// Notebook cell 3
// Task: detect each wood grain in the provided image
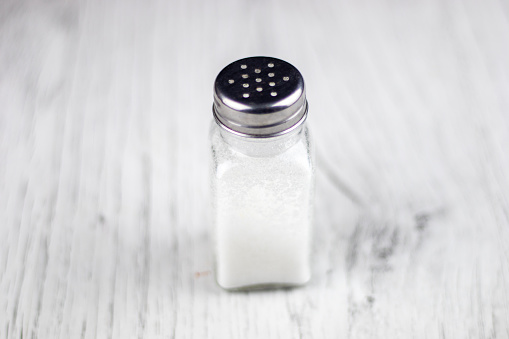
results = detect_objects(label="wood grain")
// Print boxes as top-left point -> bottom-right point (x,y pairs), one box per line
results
1,0 -> 508,338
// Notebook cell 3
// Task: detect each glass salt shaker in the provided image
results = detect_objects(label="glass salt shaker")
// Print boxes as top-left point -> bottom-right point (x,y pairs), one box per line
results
210,56 -> 314,290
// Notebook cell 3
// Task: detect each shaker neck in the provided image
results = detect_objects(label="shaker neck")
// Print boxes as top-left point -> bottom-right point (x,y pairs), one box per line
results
218,123 -> 305,158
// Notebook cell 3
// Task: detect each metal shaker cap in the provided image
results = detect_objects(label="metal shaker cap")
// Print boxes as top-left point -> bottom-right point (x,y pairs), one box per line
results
213,56 -> 308,137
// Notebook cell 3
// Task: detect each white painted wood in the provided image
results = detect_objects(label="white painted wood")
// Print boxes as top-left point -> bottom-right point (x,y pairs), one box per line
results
1,0 -> 509,337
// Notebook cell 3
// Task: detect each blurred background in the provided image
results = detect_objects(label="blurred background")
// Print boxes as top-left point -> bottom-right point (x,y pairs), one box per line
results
1,0 -> 508,338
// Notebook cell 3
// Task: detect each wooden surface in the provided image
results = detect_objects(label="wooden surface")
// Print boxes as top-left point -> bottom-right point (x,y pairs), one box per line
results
1,0 -> 509,337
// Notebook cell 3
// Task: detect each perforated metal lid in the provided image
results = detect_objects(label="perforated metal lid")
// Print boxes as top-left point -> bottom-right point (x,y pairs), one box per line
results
213,56 -> 308,137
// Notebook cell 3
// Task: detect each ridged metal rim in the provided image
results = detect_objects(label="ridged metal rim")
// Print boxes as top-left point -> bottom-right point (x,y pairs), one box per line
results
213,101 -> 308,138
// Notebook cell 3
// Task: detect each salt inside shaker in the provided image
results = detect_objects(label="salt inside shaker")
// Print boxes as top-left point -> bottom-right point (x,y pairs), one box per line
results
210,56 -> 314,290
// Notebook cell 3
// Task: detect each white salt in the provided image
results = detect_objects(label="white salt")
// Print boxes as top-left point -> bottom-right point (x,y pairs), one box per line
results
211,125 -> 314,290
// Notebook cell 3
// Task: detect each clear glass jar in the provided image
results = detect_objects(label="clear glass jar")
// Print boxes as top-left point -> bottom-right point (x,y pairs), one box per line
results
210,57 -> 315,291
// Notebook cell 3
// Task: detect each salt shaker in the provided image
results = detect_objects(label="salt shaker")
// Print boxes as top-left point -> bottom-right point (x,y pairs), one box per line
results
210,56 -> 314,290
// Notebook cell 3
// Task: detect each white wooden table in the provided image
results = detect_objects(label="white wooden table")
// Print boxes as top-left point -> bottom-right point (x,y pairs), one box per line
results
1,0 -> 509,337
